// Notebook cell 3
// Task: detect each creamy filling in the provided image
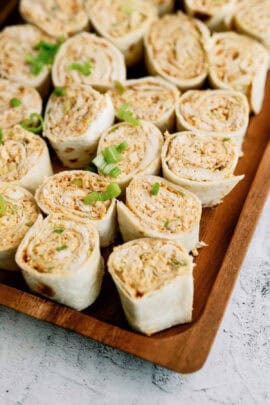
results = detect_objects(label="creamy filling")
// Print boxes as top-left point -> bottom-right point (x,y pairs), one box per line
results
21,216 -> 95,274
0,185 -> 39,250
36,171 -> 112,221
166,133 -> 237,182
45,85 -> 106,139
147,13 -> 207,81
110,239 -> 190,298
235,0 -> 270,39
126,177 -> 200,234
188,0 -> 232,17
178,90 -> 247,133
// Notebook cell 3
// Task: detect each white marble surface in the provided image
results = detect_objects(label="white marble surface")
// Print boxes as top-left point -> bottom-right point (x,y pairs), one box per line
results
0,198 -> 269,405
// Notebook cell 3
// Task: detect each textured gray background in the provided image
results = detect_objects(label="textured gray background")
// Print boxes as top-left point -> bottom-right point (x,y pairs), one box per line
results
0,198 -> 269,405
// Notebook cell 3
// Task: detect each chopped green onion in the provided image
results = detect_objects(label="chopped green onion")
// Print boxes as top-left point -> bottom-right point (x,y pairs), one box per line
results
116,103 -> 140,127
83,183 -> 121,205
0,128 -> 3,145
54,87 -> 66,96
71,178 -> 83,187
107,166 -> 122,178
114,81 -> 126,94
53,229 -> 64,234
164,220 -> 170,229
21,113 -> 44,134
10,98 -> 22,107
25,222 -> 34,227
103,145 -> 122,164
0,195 -> 7,216
56,244 -> 67,252
116,141 -> 128,153
223,137 -> 231,142
67,61 -> 92,76
171,259 -> 187,267
151,183 -> 160,196
26,40 -> 62,75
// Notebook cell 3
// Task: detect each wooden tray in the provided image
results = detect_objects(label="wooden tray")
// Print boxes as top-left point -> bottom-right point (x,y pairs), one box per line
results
0,3 -> 270,373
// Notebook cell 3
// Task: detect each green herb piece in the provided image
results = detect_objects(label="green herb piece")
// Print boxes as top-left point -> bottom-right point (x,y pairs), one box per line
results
92,154 -> 121,178
0,128 -> 3,145
56,244 -> 68,252
172,259 -> 187,267
164,220 -> 170,229
54,87 -> 66,96
114,81 -> 126,94
0,195 -> 7,216
103,145 -> 123,164
71,178 -> 83,187
26,40 -> 62,75
223,137 -> 231,142
25,222 -> 34,227
10,98 -> 22,107
151,183 -> 160,196
53,228 -> 65,234
21,113 -> 44,134
121,5 -> 133,15
116,103 -> 140,127
116,141 -> 128,153
83,183 -> 121,205
67,61 -> 92,76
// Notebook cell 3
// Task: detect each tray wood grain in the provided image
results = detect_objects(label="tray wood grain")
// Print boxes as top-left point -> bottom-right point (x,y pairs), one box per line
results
0,4 -> 269,373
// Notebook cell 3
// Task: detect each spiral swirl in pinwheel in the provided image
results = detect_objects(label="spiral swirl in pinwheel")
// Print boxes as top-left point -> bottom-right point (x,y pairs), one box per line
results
0,125 -> 53,193
233,0 -> 270,62
108,238 -> 194,335
20,0 -> 88,39
52,33 -> 126,91
162,131 -> 244,207
86,0 -> 157,66
0,25 -> 58,95
208,32 -> 269,114
108,77 -> 179,132
144,12 -> 209,90
96,122 -> 163,191
35,171 -> 118,247
175,89 -> 249,151
15,214 -> 104,310
0,78 -> 42,129
184,0 -> 236,31
0,183 -> 40,271
117,175 -> 202,252
44,84 -> 114,168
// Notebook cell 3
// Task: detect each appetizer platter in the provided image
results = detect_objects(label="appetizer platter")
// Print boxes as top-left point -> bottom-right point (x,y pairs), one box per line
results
0,1 -> 269,373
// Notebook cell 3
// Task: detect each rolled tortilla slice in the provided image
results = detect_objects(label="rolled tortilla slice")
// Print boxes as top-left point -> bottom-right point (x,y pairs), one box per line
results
233,0 -> 270,62
96,122 -> 163,191
15,213 -> 104,311
20,0 -> 89,39
108,238 -> 194,335
35,171 -> 117,247
148,0 -> 174,16
0,183 -> 40,271
162,131 -> 244,207
0,24 -> 56,96
0,125 -> 53,193
44,85 -> 114,168
108,77 -> 179,132
184,0 -> 236,31
52,33 -> 126,91
86,0 -> 157,66
208,32 -> 269,114
144,12 -> 209,90
176,89 -> 249,151
0,78 -> 42,129
117,175 -> 202,252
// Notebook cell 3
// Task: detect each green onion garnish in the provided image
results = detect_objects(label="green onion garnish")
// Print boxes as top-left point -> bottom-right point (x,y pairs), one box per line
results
114,81 -> 126,94
53,229 -> 64,234
92,141 -> 128,177
0,128 -> 3,145
26,222 -> 34,227
26,40 -> 62,75
151,183 -> 160,196
54,87 -> 66,96
10,98 -> 22,107
71,178 -> 83,187
0,195 -> 7,216
56,244 -> 68,252
21,113 -> 44,134
67,61 -> 92,76
116,103 -> 140,127
103,145 -> 122,164
83,183 -> 121,205
223,138 -> 231,142
116,141 -> 128,153
164,220 -> 170,229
